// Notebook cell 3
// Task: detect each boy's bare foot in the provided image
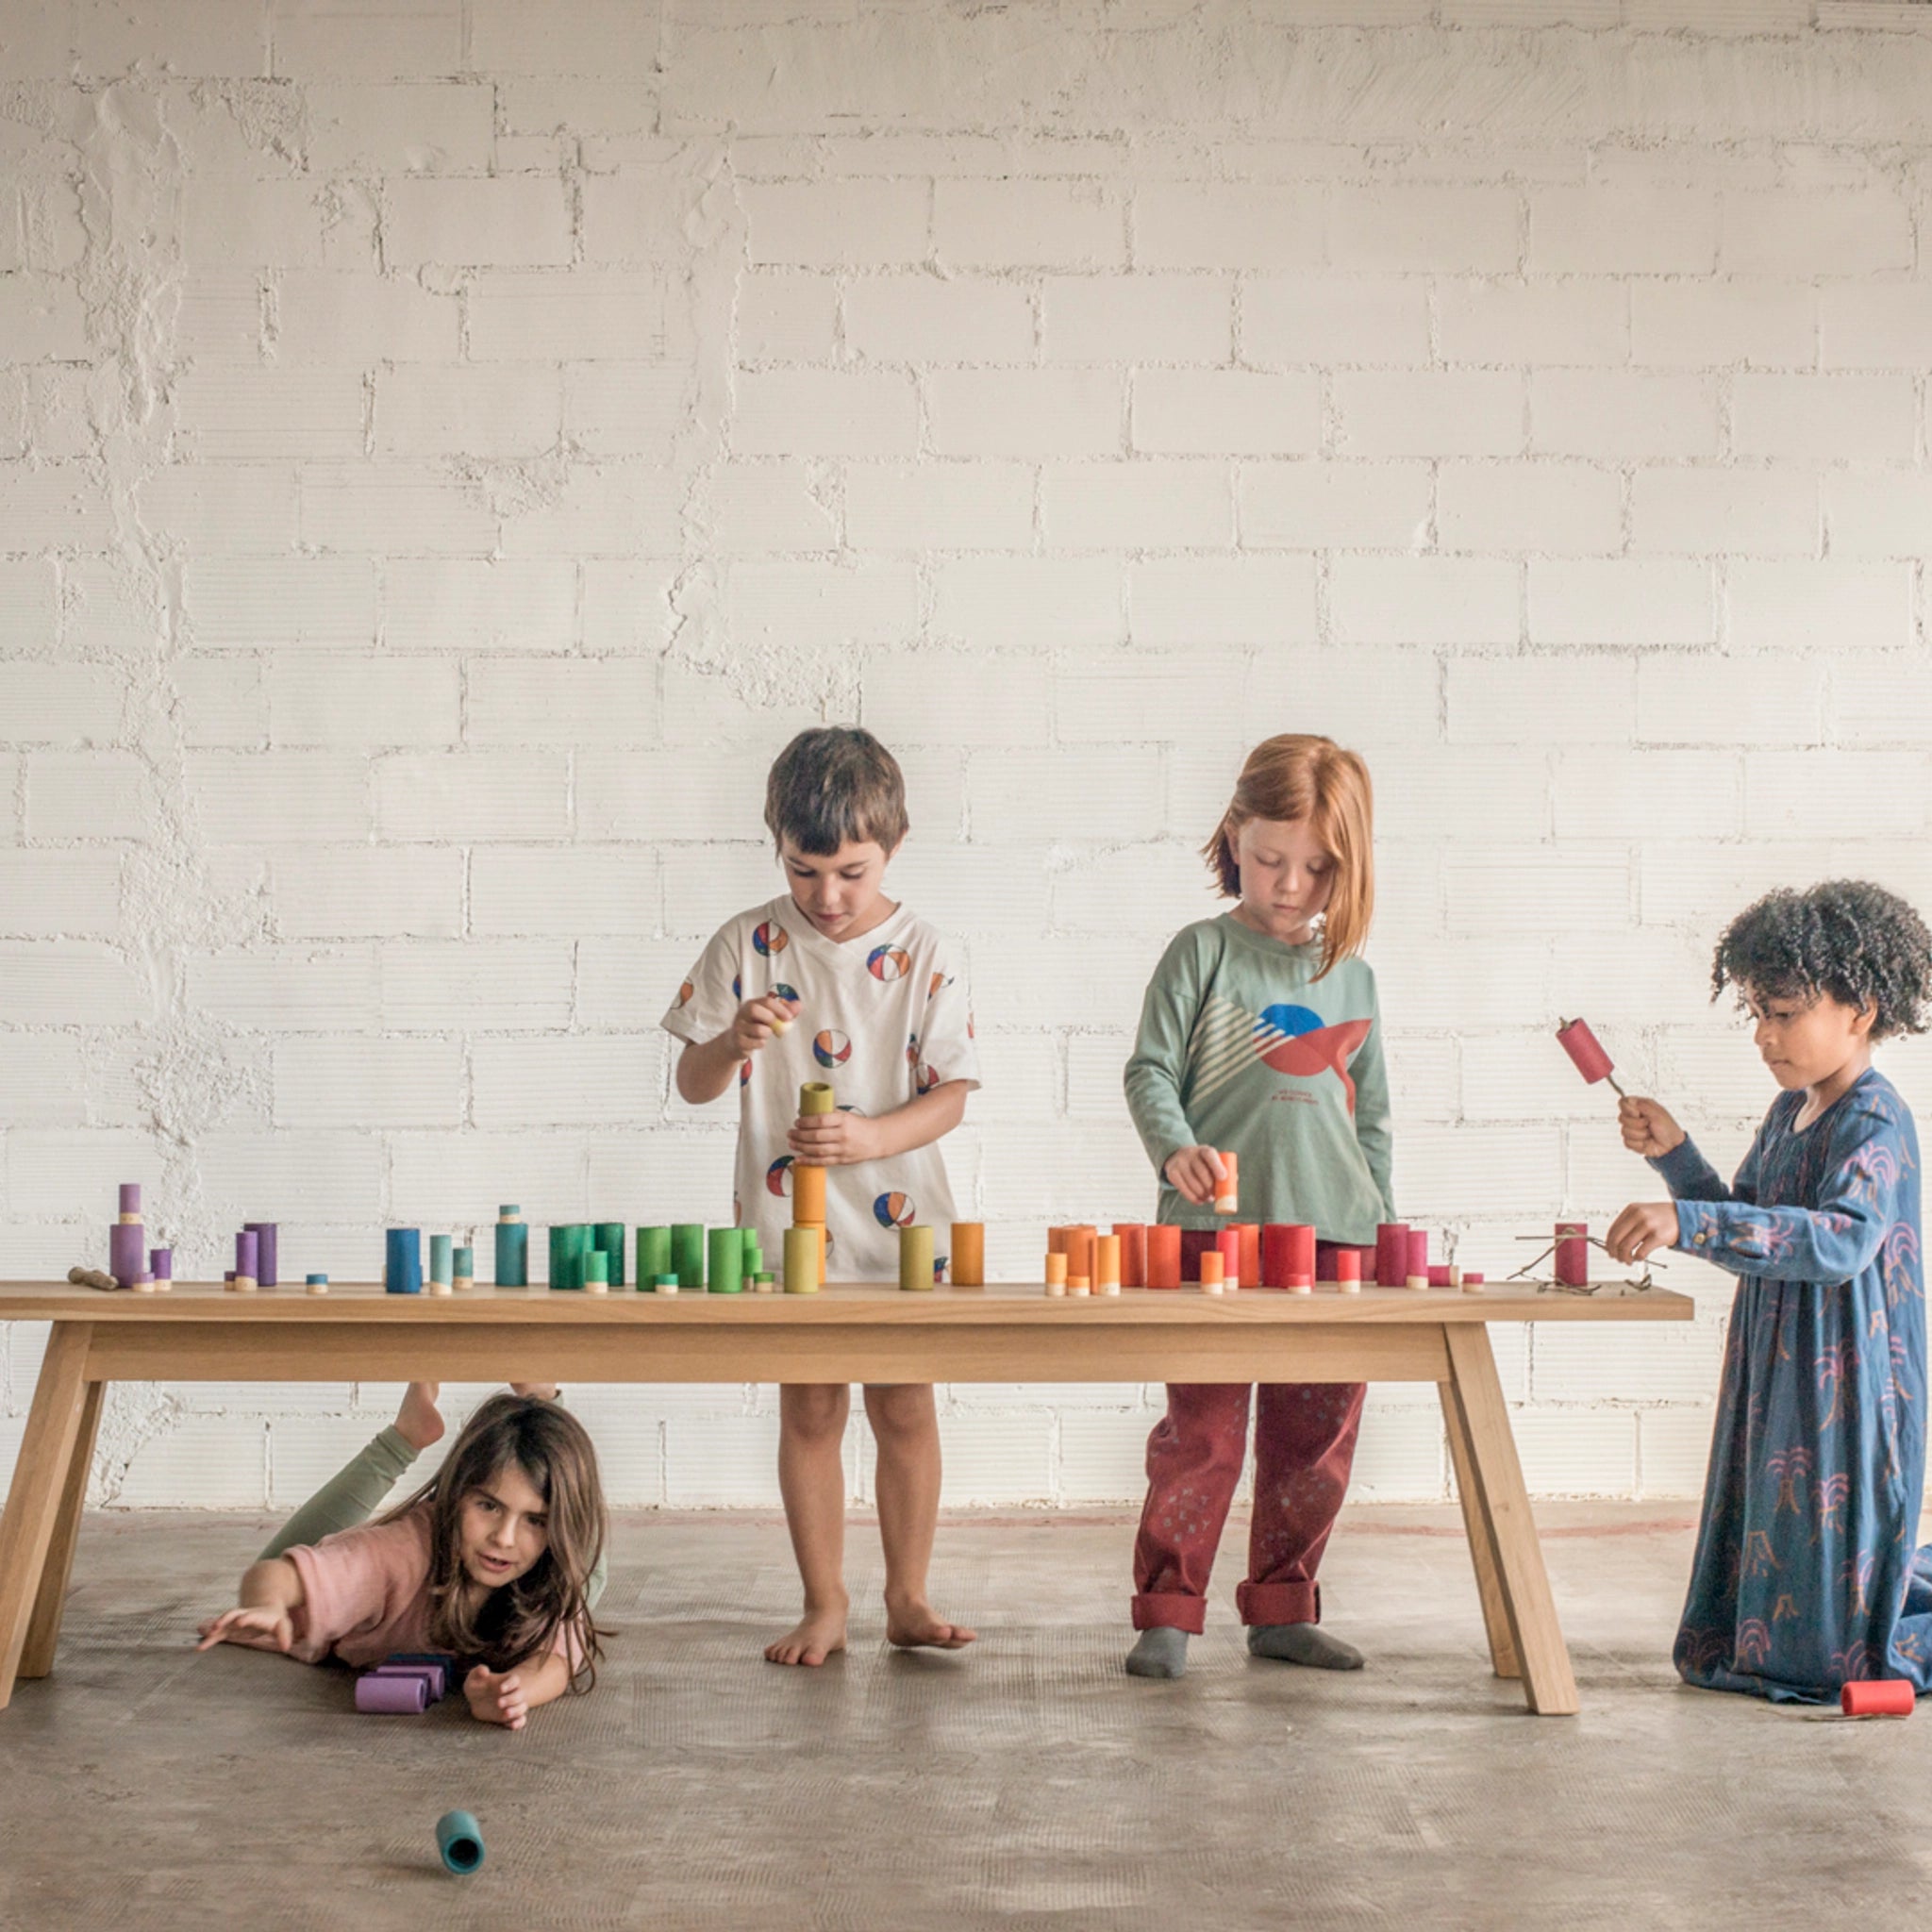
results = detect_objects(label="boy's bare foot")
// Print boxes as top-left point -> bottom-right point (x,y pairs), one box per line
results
395,1381 -> 444,1453
765,1605 -> 848,1667
885,1597 -> 976,1652
510,1383 -> 559,1402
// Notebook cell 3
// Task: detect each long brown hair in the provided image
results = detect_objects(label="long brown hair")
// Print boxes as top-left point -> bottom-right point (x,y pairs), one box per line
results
1201,734 -> 1374,977
381,1394 -> 608,1690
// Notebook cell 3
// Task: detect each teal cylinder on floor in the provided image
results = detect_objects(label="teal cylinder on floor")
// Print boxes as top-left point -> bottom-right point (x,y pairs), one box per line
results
708,1226 -> 743,1294
436,1809 -> 485,1875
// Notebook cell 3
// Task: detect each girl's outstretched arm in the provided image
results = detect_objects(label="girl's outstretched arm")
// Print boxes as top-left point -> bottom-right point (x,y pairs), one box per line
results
464,1650 -> 574,1730
1621,1098 -> 1901,1284
196,1556 -> 306,1654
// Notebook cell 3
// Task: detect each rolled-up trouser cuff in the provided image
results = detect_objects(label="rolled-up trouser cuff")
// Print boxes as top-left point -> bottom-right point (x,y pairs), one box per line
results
1236,1579 -> 1321,1626
1131,1591 -> 1208,1635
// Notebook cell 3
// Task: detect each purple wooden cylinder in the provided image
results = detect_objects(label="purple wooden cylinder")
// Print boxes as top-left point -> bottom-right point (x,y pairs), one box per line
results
355,1673 -> 428,1714
372,1662 -> 446,1702
244,1223 -> 278,1288
119,1183 -> 142,1216
235,1229 -> 258,1281
149,1247 -> 173,1281
108,1223 -> 144,1289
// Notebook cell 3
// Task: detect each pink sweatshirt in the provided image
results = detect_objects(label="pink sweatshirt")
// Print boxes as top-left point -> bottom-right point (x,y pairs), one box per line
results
285,1507 -> 577,1671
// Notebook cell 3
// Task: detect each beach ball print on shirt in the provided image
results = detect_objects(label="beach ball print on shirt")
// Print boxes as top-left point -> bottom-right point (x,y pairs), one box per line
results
676,979 -> 693,1008
754,921 -> 789,958
814,1028 -> 852,1069
874,1191 -> 917,1229
766,1154 -> 797,1199
868,944 -> 911,983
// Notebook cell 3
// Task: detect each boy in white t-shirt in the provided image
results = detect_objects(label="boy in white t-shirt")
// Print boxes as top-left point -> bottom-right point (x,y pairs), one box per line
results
662,727 -> 981,1667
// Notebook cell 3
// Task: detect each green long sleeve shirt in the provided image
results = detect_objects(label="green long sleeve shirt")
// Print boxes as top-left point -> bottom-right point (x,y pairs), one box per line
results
1124,913 -> 1395,1243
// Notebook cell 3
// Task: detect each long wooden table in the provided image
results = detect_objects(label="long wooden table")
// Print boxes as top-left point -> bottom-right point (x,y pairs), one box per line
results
0,1276 -> 1691,1717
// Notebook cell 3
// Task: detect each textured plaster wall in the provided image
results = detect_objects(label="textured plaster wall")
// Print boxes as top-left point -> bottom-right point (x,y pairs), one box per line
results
2,1 -> 1930,1510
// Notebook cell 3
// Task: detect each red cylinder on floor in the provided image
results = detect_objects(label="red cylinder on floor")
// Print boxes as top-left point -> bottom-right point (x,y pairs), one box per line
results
1841,1679 -> 1915,1717
1147,1224 -> 1182,1289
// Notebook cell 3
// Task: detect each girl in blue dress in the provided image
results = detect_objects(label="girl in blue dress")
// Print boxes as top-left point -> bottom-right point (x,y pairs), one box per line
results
1607,880 -> 1932,1704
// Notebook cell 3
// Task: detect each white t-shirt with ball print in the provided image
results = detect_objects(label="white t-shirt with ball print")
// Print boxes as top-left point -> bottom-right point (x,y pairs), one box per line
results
661,896 -> 980,1283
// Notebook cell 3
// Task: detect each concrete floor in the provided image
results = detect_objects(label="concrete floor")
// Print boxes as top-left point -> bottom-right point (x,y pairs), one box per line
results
3,1506 -> 1926,1931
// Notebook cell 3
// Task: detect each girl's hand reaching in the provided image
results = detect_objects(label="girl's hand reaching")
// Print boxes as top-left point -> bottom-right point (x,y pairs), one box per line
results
1606,1201 -> 1681,1266
196,1605 -> 294,1655
465,1664 -> 529,1730
1618,1096 -> 1685,1159
1163,1145 -> 1226,1208
729,994 -> 797,1058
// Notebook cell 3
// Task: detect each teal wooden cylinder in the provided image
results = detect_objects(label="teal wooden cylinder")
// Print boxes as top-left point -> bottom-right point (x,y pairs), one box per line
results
428,1234 -> 453,1284
436,1809 -> 484,1874
708,1226 -> 743,1294
584,1248 -> 610,1289
494,1208 -> 527,1288
593,1221 -> 625,1288
548,1223 -> 590,1291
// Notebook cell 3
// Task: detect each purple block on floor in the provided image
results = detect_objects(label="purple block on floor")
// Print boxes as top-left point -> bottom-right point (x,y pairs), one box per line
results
383,1653 -> 453,1699
108,1223 -> 144,1289
149,1247 -> 172,1281
371,1663 -> 446,1703
356,1673 -> 429,1714
244,1222 -> 278,1288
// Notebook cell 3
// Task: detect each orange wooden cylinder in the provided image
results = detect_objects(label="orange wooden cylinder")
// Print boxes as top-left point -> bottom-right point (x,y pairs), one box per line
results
791,1162 -> 826,1225
1147,1224 -> 1182,1289
1198,1250 -> 1224,1286
1113,1223 -> 1146,1288
1094,1234 -> 1121,1288
1043,1252 -> 1067,1287
1235,1223 -> 1260,1288
1213,1149 -> 1240,1212
1064,1225 -> 1095,1282
951,1221 -> 984,1287
1047,1225 -> 1073,1256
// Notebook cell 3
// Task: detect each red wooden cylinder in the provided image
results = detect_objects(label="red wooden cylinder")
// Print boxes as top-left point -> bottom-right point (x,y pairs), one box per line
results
1556,1222 -> 1589,1287
1375,1224 -> 1409,1288
1407,1228 -> 1428,1280
1216,1228 -> 1241,1287
1114,1224 -> 1146,1288
1236,1223 -> 1260,1288
1334,1247 -> 1361,1284
1147,1224 -> 1182,1290
1287,1224 -> 1316,1283
1557,1017 -> 1615,1085
1261,1224 -> 1293,1289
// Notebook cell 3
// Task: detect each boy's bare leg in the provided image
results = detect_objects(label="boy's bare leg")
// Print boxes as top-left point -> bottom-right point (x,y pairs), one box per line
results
864,1383 -> 975,1653
766,1383 -> 852,1666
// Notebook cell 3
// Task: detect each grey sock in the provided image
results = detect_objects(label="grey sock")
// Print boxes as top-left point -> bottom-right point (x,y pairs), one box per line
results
1246,1624 -> 1363,1671
1124,1627 -> 1190,1679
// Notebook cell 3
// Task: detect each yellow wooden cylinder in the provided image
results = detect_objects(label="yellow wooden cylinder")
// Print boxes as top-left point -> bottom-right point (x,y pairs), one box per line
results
899,1224 -> 935,1292
799,1081 -> 836,1117
784,1225 -> 821,1294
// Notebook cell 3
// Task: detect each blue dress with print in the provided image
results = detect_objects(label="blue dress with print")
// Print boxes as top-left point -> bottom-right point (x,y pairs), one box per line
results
1655,1068 -> 1932,1703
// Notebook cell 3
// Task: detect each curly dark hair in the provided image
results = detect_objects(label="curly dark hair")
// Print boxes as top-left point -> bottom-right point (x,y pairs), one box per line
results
1711,880 -> 1932,1041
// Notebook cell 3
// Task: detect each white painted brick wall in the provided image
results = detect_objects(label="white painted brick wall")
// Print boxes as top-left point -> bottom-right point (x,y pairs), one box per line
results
5,2 -> 1931,1515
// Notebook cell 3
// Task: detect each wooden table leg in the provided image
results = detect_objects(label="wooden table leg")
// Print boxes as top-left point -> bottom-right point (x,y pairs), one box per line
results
1442,1324 -> 1578,1716
21,1376 -> 105,1680
1441,1366 -> 1520,1681
0,1323 -> 94,1708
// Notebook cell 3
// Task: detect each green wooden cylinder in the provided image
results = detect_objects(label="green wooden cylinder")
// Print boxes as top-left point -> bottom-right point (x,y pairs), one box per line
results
584,1248 -> 610,1289
593,1221 -> 625,1288
636,1225 -> 671,1290
899,1224 -> 935,1292
708,1226 -> 743,1294
549,1223 -> 590,1291
428,1234 -> 453,1284
671,1224 -> 705,1289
